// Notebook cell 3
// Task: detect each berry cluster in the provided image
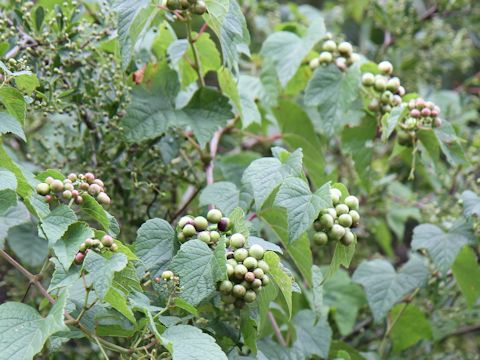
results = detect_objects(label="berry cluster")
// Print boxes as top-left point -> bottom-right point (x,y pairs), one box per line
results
176,209 -> 230,245
312,188 -> 360,246
36,172 -> 111,206
309,36 -> 358,72
165,0 -> 207,15
220,234 -> 270,309
74,235 -> 118,264
404,98 -> 442,129
362,61 -> 405,115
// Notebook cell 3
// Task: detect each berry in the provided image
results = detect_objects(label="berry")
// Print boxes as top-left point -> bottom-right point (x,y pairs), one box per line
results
230,233 -> 246,248
166,0 -> 179,9
198,231 -> 211,244
338,41 -> 353,56
341,230 -> 355,246
210,231 -> 220,242
330,188 -> 342,204
324,208 -> 337,218
319,51 -> 333,64
404,118 -> 417,130
309,57 -> 320,69
320,214 -> 334,229
329,224 -> 346,241
248,244 -> 265,260
179,0 -> 189,9
257,260 -> 270,273
85,238 -> 94,248
378,61 -> 393,75
323,40 -> 337,52
335,204 -> 349,215
178,216 -> 193,228
410,109 -> 420,118
261,275 -> 270,286
92,239 -> 101,248
155,277 -> 161,284
251,278 -> 262,288
234,264 -> 248,279
433,117 -> 442,128
192,0 -> 207,15
368,99 -> 380,111
72,190 -> 79,198
75,195 -> 83,205
226,263 -> 234,277
232,284 -> 246,298
50,179 -> 64,192
218,217 -> 231,232
349,210 -> 360,226
234,248 -> 248,262
101,235 -> 113,247
227,258 -> 238,267
244,272 -> 255,282
387,77 -> 400,92
94,179 -> 104,188
36,183 -> 50,195
374,76 -> 387,91
111,243 -> 119,252
45,177 -> 54,184
243,256 -> 258,270
62,190 -> 72,199
64,182 -> 74,191
338,213 -> 353,228
244,290 -> 256,303
221,294 -> 236,304
391,95 -> 402,106
74,252 -> 85,264
162,270 -> 174,280
362,72 -> 375,86
177,232 -> 186,242
344,195 -> 359,210
381,91 -> 393,104
84,172 -> 95,183
253,268 -> 264,279
79,243 -> 87,252
194,216 -> 208,231
397,130 -> 413,147
97,192 -> 111,206
219,280 -> 233,294
421,108 -> 431,117
313,231 -> 328,245
207,209 -> 222,223
234,299 -> 245,308
398,86 -> 406,96
416,98 -> 426,108
67,173 -> 77,182
183,224 -> 197,237
335,57 -> 347,71
79,182 -> 89,191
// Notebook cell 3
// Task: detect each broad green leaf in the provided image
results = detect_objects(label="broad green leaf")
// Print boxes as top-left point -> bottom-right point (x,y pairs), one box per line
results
352,255 -> 428,321
0,167 -> 17,190
112,262 -> 142,294
434,120 -> 467,166
258,338 -> 303,359
292,310 -> 332,359
48,258 -> 81,292
162,324 -> 227,360
381,104 -> 407,142
305,64 -> 361,135
15,73 -> 40,95
412,220 -> 473,275
217,152 -> 260,187
311,265 -> 324,318
248,236 -> 283,254
371,219 -> 394,257
240,309 -> 257,352
261,17 -> 325,87
79,194 -> 111,233
7,223 -> 48,268
0,86 -> 26,123
264,251 -> 293,318
84,251 -> 128,299
0,291 -> 68,360
324,239 -> 357,281
0,202 -> 30,249
199,181 -> 240,215
0,112 -> 25,140
256,280 -> 278,333
204,0 -> 250,71
170,239 -> 226,305
451,246 -> 480,307
40,205 -> 77,247
328,341 -> 366,360
218,67 -> 241,115
390,303 -> 432,352
273,100 -> 327,187
134,218 -> 175,278
95,308 -> 137,337
260,207 -> 312,284
53,222 -> 93,270
461,190 -> 480,218
104,287 -> 136,323
275,179 -> 331,242
0,189 -> 16,213
0,144 -> 32,199
229,207 -> 249,237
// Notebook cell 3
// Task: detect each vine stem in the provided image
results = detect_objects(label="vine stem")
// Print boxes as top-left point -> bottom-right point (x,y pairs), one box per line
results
268,311 -> 287,346
378,288 -> 419,356
408,134 -> 418,180
186,20 -> 205,87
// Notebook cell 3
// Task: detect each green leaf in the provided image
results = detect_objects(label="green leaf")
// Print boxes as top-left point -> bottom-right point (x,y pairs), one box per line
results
199,181 -> 240,216
79,194 -> 111,232
162,324 -> 227,360
311,265 -> 324,318
434,120 -> 467,166
412,220 -> 472,275
0,144 -> 32,200
305,64 -> 361,135
95,308 -> 137,337
328,341 -> 366,360
218,67 -> 242,115
134,218 -> 175,278
48,258 -> 81,292
204,0 -> 250,71
451,246 -> 480,307
0,167 -> 17,190
352,255 -> 428,321
261,17 -> 325,87
104,287 -> 136,323
389,303 -> 432,352
84,251 -> 128,299
324,237 -> 357,281
264,251 -> 293,318
381,104 -> 407,142
229,207 -> 249,237
0,112 -> 25,140
461,190 -> 480,218
0,189 -> 17,213
0,202 -> 30,249
256,280 -> 278,333
40,205 -> 77,247
0,86 -> 26,123
53,222 -> 93,270
170,239 -> 226,305
275,179 -> 331,242
7,223 -> 48,268
292,310 -> 332,359
0,291 -> 68,360
240,309 -> 257,352
122,66 -> 233,147
15,73 -> 40,95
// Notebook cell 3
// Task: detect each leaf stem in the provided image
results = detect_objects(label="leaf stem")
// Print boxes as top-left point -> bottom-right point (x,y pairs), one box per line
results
186,20 -> 205,87
408,134 -> 418,180
268,311 -> 287,346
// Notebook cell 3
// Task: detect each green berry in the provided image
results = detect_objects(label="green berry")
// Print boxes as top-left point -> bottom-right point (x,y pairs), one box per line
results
45,177 -> 54,184
178,216 -> 193,228
320,214 -> 334,229
253,268 -> 264,279
341,230 -> 355,246
243,256 -> 258,270
329,224 -> 346,241
234,248 -> 248,262
330,188 -> 342,204
111,243 -> 118,252
210,231 -> 220,242
313,231 -> 328,245
50,179 -> 64,192
338,41 -> 353,56
257,260 -> 270,273
404,117 -> 417,130
101,235 -> 114,247
323,40 -> 337,52
387,77 -> 400,92
319,51 -> 333,63
183,224 -> 197,237
92,239 -> 101,248
349,210 -> 360,226
248,244 -> 264,260
88,183 -> 101,196
234,299 -> 245,308
251,278 -> 262,288
67,173 -> 77,182
338,213 -> 353,228
244,290 -> 256,303
227,258 -> 238,267
166,0 -> 179,10
179,0 -> 189,9
85,238 -> 94,248
177,232 -> 186,242
234,264 -> 248,279
324,208 -> 337,218
335,204 -> 350,215
309,58 -> 320,69
374,76 -> 387,91
97,192 -> 111,205
192,0 -> 206,15
381,90 -> 393,104
244,272 -> 255,282
261,275 -> 270,286
207,209 -> 222,223
362,72 -> 375,86
162,270 -> 174,280
221,294 -> 236,304
36,183 -> 50,195
198,231 -> 211,244
378,61 -> 393,75
230,233 -> 246,248
79,243 -> 87,252
219,280 -> 233,294
344,196 -> 359,210
226,264 -> 234,277
62,190 -> 72,199
194,216 -> 208,231
232,284 -> 246,298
